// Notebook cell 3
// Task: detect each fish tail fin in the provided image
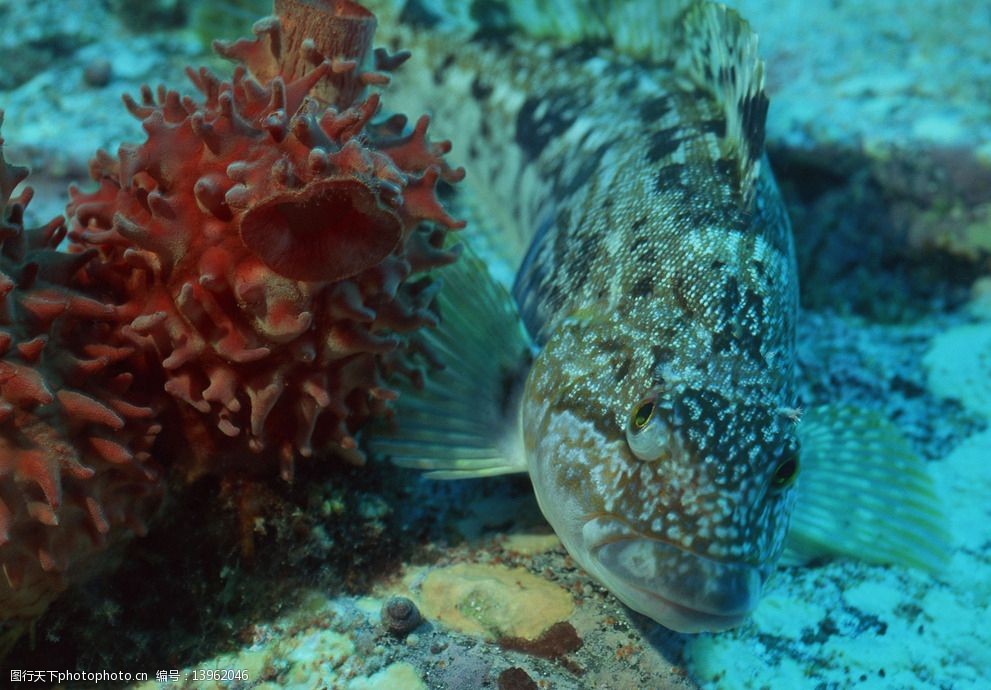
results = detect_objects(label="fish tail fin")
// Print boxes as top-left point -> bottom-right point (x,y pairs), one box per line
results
505,1 -> 689,49
365,242 -> 535,479
783,405 -> 950,572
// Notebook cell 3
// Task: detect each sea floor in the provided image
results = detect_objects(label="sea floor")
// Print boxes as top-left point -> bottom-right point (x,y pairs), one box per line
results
0,1 -> 989,689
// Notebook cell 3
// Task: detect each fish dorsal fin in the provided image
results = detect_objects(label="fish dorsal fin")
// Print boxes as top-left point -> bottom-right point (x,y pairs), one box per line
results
782,406 -> 950,572
365,241 -> 535,479
506,0 -> 767,205
676,2 -> 768,206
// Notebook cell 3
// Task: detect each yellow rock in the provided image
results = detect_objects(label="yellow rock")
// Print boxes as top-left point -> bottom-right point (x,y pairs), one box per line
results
501,532 -> 561,556
417,563 -> 573,640
348,662 -> 426,690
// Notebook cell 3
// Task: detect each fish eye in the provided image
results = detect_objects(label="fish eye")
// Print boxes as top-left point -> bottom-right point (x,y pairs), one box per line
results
626,395 -> 669,461
771,455 -> 799,490
631,400 -> 655,430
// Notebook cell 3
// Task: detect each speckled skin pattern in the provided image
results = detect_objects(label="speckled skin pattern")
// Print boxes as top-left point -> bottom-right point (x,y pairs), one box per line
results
521,129 -> 801,631
370,1 -> 801,631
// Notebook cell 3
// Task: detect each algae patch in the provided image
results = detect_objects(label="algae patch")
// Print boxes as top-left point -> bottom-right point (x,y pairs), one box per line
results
417,563 -> 573,640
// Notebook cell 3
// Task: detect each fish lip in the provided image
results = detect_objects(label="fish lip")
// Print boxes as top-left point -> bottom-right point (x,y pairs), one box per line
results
583,517 -> 762,631
615,575 -> 749,633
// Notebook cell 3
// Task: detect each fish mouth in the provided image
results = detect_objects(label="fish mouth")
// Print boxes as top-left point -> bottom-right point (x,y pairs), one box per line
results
583,517 -> 762,633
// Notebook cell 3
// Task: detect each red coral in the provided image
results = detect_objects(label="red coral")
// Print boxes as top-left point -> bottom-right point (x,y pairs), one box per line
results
0,116 -> 163,623
69,0 -> 464,481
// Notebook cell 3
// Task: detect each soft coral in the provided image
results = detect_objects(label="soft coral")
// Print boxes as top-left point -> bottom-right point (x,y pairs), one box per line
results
0,114 -> 163,625
67,0 -> 464,481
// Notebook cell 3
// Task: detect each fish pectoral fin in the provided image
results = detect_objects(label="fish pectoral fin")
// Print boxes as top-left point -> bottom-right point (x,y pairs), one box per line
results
365,239 -> 534,479
782,405 -> 950,572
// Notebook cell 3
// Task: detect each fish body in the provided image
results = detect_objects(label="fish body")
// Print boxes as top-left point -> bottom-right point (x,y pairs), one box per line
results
368,0 -> 947,633
513,58 -> 802,630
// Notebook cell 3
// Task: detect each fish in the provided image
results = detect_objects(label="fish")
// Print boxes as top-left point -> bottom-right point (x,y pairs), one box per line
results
365,0 -> 948,633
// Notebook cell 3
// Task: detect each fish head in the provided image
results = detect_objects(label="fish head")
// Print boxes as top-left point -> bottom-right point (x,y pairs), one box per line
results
522,303 -> 799,632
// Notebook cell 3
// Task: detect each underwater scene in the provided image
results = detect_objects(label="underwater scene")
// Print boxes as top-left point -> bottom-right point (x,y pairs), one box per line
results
0,0 -> 988,688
